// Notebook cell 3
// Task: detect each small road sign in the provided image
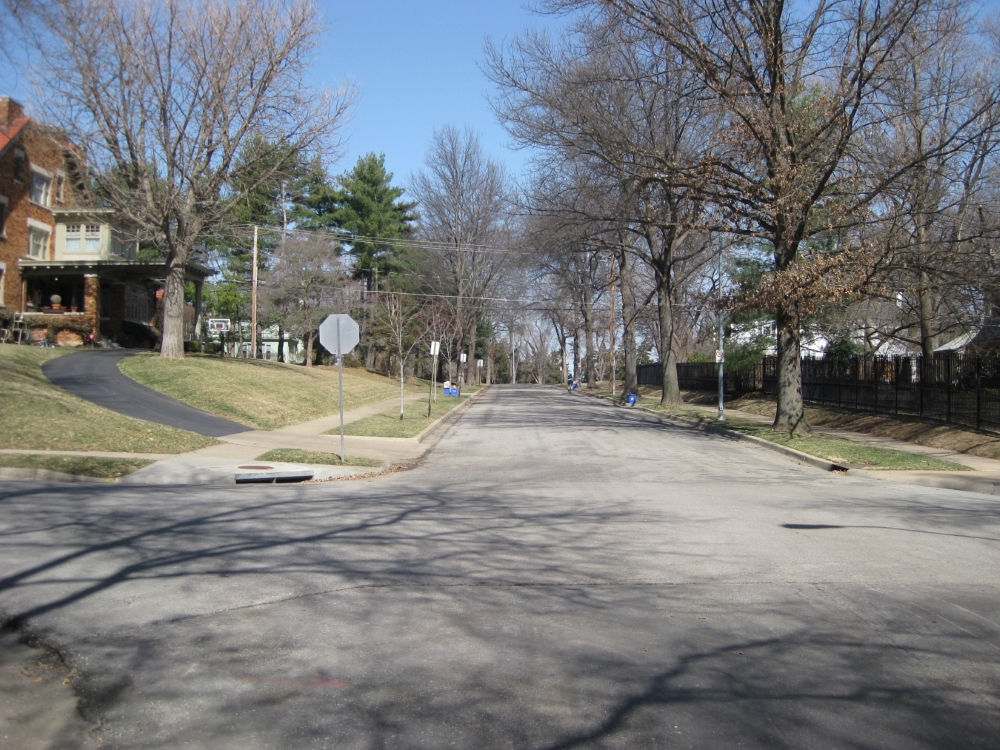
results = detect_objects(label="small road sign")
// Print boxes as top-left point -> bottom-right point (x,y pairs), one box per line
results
430,340 -> 440,356
716,349 -> 725,363
319,314 -> 360,355
208,318 -> 231,332
460,352 -> 467,363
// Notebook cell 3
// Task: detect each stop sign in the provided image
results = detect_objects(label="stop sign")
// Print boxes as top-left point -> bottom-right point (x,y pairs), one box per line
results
319,314 -> 360,355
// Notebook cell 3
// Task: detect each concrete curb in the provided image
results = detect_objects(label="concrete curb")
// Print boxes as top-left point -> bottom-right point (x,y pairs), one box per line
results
0,468 -> 113,484
417,386 -> 489,443
573,391 -> 848,473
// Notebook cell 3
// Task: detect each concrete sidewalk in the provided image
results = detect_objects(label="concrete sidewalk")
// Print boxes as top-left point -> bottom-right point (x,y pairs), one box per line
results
119,391 -> 479,485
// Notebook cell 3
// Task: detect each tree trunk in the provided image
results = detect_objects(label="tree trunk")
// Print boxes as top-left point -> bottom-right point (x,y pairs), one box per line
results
465,316 -> 478,386
583,285 -> 597,388
657,285 -> 681,405
573,326 -> 582,383
277,325 -> 285,363
305,332 -> 314,367
159,251 -> 187,358
772,305 -> 807,434
617,249 -> 638,397
399,358 -> 405,419
918,268 -> 936,360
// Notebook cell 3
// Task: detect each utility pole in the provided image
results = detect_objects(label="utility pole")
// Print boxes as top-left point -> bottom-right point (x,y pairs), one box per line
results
250,224 -> 258,359
717,239 -> 725,422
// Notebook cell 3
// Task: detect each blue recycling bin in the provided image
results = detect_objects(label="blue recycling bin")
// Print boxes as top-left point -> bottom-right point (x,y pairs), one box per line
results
626,392 -> 637,405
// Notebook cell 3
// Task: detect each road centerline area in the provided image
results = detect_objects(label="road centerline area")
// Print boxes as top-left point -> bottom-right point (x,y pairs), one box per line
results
1,385 -> 998,749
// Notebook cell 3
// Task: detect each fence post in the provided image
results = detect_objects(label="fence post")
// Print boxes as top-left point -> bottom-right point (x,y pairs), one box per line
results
855,356 -> 860,411
946,357 -> 952,423
977,356 -> 982,431
894,357 -> 899,416
874,357 -> 879,413
917,357 -> 923,418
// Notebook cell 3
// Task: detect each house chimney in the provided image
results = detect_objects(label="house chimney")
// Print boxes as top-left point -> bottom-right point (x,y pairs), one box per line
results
0,97 -> 26,127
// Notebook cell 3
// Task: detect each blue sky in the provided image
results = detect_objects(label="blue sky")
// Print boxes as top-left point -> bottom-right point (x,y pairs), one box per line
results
312,0 -> 562,193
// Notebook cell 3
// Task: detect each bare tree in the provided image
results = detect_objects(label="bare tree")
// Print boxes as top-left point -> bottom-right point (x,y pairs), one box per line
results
411,126 -> 514,387
488,17 -> 716,404
374,291 -> 426,419
550,0 -> 997,433
265,233 -> 346,367
33,0 -> 354,358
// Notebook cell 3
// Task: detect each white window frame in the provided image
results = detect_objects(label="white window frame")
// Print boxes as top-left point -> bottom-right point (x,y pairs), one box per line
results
0,261 -> 6,307
0,194 -> 7,238
26,218 -> 52,259
29,165 -> 53,207
55,170 -> 66,203
65,223 -> 82,252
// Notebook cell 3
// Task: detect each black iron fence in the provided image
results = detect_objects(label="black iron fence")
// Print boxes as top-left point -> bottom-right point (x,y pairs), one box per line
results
639,354 -> 1000,433
762,354 -> 1000,433
637,361 -> 765,395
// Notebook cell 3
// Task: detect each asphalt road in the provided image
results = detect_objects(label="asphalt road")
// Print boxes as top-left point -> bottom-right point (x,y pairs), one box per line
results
42,349 -> 251,437
1,386 -> 998,749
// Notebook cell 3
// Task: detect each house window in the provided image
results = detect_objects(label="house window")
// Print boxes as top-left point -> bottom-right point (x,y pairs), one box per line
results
0,262 -> 5,307
85,225 -> 101,251
0,195 -> 7,238
30,168 -> 52,206
65,224 -> 81,251
28,224 -> 50,259
56,173 -> 66,203
12,150 -> 24,183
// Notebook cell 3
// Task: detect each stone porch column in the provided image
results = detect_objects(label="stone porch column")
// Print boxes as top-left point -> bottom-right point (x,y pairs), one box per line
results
84,274 -> 100,341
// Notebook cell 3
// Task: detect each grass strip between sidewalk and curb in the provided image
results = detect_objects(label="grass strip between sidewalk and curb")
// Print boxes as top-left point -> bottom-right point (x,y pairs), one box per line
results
338,392 -> 475,439
254,449 -> 382,468
639,400 -> 969,471
0,454 -> 153,478
0,347 -> 216,454
580,389 -> 968,471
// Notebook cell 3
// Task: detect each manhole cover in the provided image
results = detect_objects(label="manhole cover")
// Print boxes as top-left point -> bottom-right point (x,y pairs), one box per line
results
238,465 -> 274,470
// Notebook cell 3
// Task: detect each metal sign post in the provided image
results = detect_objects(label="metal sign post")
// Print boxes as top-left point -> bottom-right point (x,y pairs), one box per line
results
429,340 -> 440,417
318,314 -> 360,463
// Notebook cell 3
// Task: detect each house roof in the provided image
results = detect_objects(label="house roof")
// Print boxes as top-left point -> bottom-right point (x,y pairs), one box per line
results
936,322 -> 1000,352
0,115 -> 29,160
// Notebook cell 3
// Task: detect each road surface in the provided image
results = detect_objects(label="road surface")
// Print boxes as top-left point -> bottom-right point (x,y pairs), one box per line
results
1,386 -> 998,748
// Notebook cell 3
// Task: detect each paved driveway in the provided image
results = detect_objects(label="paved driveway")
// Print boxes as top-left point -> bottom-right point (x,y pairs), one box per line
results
1,386 -> 998,748
42,350 -> 250,436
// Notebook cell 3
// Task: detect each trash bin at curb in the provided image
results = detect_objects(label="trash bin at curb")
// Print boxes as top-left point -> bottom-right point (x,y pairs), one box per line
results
626,393 -> 637,405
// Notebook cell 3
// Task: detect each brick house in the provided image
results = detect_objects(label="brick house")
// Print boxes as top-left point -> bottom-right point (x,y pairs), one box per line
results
0,96 -> 212,346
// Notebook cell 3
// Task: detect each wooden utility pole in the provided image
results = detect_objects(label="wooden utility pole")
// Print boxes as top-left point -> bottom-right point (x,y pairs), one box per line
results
250,225 -> 258,359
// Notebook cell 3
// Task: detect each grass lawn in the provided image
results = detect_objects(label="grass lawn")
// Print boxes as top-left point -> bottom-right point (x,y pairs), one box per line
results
340,394 -> 468,439
624,395 -> 968,471
120,354 -> 417,430
0,347 -> 215,453
254,449 -> 382,468
0,453 -> 153,478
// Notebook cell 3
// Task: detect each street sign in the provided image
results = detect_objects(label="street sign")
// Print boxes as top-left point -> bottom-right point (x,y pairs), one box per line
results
460,352 -> 467,363
318,313 -> 360,463
207,318 -> 231,332
319,314 -> 360,355
716,349 -> 725,363
477,359 -> 483,367
430,340 -> 440,356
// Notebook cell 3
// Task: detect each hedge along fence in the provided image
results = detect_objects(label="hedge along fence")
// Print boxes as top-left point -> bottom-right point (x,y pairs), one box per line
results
640,354 -> 1000,434
15,313 -> 96,345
